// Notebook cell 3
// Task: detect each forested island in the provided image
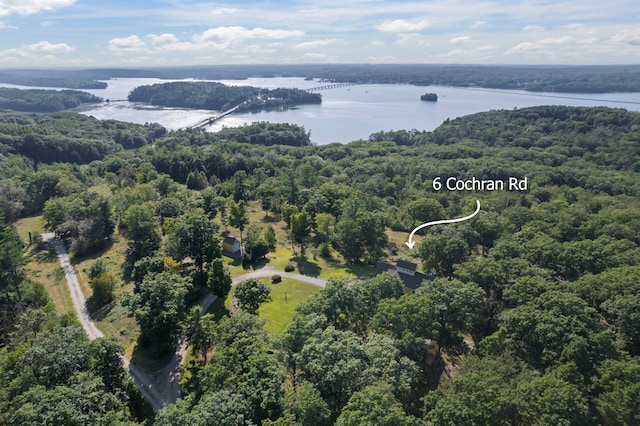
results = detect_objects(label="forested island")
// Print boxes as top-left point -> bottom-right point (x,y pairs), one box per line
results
128,81 -> 321,112
0,88 -> 103,112
4,64 -> 640,93
420,93 -> 438,102
1,105 -> 639,424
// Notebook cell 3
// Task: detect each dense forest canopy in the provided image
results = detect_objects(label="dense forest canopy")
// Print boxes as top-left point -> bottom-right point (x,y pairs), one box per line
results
1,104 -> 639,424
0,88 -> 103,112
128,81 -> 321,112
4,64 -> 640,92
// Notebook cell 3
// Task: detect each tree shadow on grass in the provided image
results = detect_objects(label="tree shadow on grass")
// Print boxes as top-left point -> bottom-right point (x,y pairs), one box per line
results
292,256 -> 321,277
325,258 -> 376,279
86,296 -> 116,321
241,257 -> 272,271
32,245 -> 59,263
261,214 -> 279,223
205,296 -> 230,321
70,239 -> 115,264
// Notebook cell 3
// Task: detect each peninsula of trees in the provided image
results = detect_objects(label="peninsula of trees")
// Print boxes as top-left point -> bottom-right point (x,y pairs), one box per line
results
0,71 -> 107,89
0,88 -> 103,112
1,105 -> 639,424
128,81 -> 321,112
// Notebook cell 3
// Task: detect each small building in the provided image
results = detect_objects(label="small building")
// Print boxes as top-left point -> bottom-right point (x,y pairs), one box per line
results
375,259 -> 431,293
221,235 -> 241,257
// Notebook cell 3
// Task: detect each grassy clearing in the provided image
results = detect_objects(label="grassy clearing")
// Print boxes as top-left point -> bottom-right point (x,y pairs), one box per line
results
257,277 -> 321,334
223,277 -> 321,334
225,201 -> 382,280
27,247 -> 75,315
267,246 -> 376,281
73,233 -> 129,301
386,229 -> 425,268
69,231 -> 142,352
14,215 -> 45,243
15,215 -> 73,315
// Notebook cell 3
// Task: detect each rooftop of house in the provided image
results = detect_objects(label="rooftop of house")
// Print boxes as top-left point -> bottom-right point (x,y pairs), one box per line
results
222,235 -> 238,245
375,260 -> 431,291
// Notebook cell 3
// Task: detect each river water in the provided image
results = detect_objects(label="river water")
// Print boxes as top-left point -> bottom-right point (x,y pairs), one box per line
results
3,77 -> 639,145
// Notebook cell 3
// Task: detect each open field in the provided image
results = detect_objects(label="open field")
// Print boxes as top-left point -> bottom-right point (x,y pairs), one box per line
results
216,276 -> 321,334
257,277 -> 321,334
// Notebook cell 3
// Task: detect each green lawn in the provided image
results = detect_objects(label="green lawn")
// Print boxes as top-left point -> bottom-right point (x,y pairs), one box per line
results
14,214 -> 45,243
219,276 -> 322,334
258,277 -> 321,334
268,246 -> 376,281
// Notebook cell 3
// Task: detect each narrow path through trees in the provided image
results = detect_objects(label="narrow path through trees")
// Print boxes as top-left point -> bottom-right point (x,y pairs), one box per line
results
43,233 -> 166,411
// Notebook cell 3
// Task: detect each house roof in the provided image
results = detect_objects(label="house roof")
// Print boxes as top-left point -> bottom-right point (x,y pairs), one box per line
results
396,259 -> 417,272
375,261 -> 431,291
222,236 -> 238,245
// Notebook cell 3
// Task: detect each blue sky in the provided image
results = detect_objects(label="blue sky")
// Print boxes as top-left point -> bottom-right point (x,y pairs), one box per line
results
0,0 -> 639,67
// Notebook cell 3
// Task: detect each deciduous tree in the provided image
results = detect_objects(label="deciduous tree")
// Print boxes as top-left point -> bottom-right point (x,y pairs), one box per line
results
166,211 -> 220,273
234,278 -> 271,314
126,271 -> 192,353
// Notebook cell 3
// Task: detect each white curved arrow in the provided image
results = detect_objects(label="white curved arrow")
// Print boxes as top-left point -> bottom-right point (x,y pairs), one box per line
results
405,200 -> 481,249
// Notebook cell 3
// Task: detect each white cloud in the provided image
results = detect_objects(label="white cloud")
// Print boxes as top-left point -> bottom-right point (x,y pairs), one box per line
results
244,45 -> 262,54
395,33 -> 430,46
449,36 -> 471,44
470,20 -> 487,29
612,29 -> 640,45
562,23 -> 585,30
0,41 -> 74,61
444,45 -> 497,62
31,41 -> 75,55
376,17 -> 431,33
119,27 -> 304,56
523,25 -> 545,32
506,42 -> 540,54
0,0 -> 75,17
303,52 -> 329,59
26,40 -> 74,54
108,35 -> 147,52
193,26 -> 304,44
244,44 -> 276,54
211,7 -> 240,15
147,33 -> 178,44
539,36 -> 574,45
294,38 -> 342,50
367,55 -> 396,63
153,41 -> 207,52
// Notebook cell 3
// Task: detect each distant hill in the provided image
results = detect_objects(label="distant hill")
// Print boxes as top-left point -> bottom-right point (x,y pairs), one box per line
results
4,64 -> 638,93
0,72 -> 107,89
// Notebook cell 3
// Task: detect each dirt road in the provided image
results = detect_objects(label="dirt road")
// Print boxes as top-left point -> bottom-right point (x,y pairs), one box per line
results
43,233 -> 166,411
231,264 -> 328,287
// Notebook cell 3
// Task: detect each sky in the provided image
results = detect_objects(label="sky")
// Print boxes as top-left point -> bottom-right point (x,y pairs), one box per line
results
0,0 -> 639,67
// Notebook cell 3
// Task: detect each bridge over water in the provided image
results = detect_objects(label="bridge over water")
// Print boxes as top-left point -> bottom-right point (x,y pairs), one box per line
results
186,83 -> 361,129
187,104 -> 241,129
306,82 -> 361,91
